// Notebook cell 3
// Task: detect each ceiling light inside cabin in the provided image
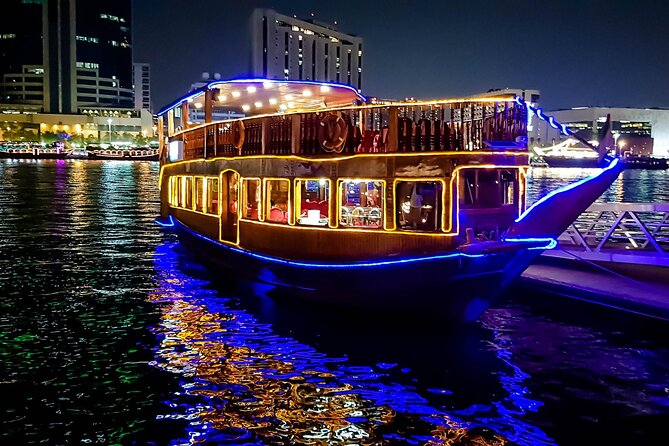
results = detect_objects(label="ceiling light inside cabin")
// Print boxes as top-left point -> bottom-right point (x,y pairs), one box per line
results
242,104 -> 250,111
231,91 -> 241,98
320,85 -> 331,93
254,101 -> 262,108
247,86 -> 257,93
302,89 -> 312,97
269,98 -> 277,105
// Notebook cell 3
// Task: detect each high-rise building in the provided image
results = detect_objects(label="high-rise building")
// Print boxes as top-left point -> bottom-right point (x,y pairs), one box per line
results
250,9 -> 363,91
0,0 -> 133,114
133,63 -> 152,112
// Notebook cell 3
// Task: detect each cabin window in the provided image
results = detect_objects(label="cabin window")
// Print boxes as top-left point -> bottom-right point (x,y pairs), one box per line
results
396,181 -> 443,231
169,176 -> 178,206
242,178 -> 261,220
206,177 -> 219,215
195,177 -> 205,211
461,168 -> 517,208
183,177 -> 193,209
296,179 -> 330,226
339,180 -> 383,229
500,170 -> 516,205
265,179 -> 290,224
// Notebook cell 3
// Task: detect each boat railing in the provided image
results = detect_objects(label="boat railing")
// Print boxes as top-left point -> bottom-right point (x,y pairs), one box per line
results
174,99 -> 527,160
548,202 -> 669,266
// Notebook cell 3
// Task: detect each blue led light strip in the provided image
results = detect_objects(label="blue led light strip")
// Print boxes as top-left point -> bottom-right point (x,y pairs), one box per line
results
503,237 -> 558,250
154,215 -> 175,227
158,217 -> 558,269
515,97 -> 571,137
157,78 -> 367,116
514,157 -> 621,224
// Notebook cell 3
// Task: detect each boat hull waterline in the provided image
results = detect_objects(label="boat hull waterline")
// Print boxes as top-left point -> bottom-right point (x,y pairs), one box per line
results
167,216 -> 544,322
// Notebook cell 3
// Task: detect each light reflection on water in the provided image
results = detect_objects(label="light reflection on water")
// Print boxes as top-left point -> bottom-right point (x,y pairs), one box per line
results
1,160 -> 668,445
148,241 -> 520,445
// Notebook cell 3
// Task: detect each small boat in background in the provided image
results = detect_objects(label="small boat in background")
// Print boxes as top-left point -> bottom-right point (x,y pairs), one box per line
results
86,147 -> 159,161
620,153 -> 668,170
534,138 -> 668,170
0,143 -> 67,159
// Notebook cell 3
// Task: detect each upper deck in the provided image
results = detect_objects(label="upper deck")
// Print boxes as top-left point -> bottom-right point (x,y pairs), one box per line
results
157,79 -> 528,163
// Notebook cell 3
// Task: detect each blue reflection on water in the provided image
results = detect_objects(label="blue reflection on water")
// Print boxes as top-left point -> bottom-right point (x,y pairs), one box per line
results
149,239 -> 555,445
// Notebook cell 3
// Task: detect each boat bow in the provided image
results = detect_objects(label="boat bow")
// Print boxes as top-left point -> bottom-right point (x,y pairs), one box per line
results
505,157 -> 623,240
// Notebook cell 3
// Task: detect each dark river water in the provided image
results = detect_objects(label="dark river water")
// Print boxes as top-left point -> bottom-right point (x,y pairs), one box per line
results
1,160 -> 668,445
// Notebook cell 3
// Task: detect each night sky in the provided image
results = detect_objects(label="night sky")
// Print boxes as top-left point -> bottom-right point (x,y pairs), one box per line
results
133,0 -> 669,112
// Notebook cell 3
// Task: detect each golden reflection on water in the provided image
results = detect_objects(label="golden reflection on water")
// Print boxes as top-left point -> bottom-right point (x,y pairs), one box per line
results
147,291 -> 393,444
147,268 -> 509,445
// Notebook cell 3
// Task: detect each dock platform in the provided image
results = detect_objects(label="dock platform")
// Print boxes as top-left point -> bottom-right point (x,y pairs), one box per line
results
519,256 -> 669,321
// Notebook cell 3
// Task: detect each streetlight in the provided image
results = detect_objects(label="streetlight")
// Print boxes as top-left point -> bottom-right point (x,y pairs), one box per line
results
107,118 -> 112,145
613,132 -> 620,156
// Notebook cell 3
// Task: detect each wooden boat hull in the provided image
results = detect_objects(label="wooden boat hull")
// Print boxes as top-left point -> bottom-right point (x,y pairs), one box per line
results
170,217 -> 541,322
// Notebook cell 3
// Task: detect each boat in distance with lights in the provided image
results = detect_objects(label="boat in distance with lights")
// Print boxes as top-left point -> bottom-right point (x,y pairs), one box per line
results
154,78 -> 624,322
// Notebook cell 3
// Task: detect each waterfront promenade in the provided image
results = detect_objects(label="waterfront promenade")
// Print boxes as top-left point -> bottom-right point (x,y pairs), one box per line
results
521,256 -> 669,321
519,200 -> 669,321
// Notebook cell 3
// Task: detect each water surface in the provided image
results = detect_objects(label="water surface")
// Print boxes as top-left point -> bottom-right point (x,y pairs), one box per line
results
1,160 -> 668,445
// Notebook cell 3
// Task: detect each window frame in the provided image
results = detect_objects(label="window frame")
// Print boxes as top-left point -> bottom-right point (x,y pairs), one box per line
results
240,177 -> 262,221
336,178 -> 386,230
263,177 -> 292,225
392,178 -> 447,233
205,176 -> 220,215
294,177 -> 332,227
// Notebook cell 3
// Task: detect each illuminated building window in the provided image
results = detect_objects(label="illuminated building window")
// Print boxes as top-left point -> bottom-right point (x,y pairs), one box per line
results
265,179 -> 290,224
296,179 -> 330,226
395,181 -> 443,232
100,13 -> 120,22
206,178 -> 219,215
76,36 -> 98,44
0,34 -> 17,40
76,62 -> 99,70
195,177 -> 205,211
339,180 -> 383,229
242,179 -> 261,220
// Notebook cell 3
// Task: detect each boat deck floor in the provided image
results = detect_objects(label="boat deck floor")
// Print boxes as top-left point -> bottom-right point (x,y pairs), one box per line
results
518,255 -> 669,321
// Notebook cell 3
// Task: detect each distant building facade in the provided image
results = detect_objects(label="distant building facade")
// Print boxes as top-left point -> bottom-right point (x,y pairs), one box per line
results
250,9 -> 363,91
0,0 -> 133,113
530,107 -> 669,157
133,63 -> 151,112
0,0 -> 152,142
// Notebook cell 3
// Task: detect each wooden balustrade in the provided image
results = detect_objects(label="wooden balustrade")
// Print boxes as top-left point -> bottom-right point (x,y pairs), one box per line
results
175,101 -> 527,161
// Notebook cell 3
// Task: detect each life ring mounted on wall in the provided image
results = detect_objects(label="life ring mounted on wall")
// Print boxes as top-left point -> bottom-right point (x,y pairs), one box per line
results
232,120 -> 245,149
318,112 -> 348,152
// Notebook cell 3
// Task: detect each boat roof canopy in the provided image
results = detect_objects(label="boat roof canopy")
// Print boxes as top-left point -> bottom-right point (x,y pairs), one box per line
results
157,78 -> 367,117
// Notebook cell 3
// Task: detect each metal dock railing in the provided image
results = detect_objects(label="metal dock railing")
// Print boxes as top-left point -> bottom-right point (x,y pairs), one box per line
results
542,203 -> 669,267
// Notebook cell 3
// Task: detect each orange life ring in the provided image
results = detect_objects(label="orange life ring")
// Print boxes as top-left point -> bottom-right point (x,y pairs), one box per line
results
318,112 -> 348,152
232,120 -> 245,149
